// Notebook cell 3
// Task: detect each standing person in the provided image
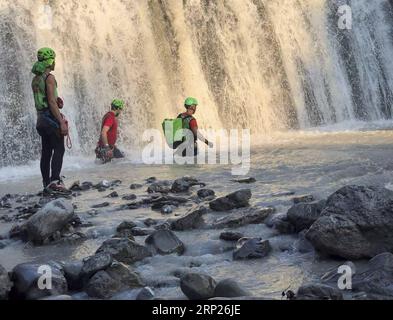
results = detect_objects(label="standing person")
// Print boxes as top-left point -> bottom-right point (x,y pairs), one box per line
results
32,47 -> 71,195
96,99 -> 126,163
177,97 -> 213,157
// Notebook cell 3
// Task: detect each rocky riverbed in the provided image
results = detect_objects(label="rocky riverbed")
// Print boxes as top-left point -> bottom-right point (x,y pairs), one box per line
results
2,129 -> 393,300
1,174 -> 393,300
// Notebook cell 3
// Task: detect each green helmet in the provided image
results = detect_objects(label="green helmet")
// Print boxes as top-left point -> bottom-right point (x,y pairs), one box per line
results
111,99 -> 125,110
185,97 -> 198,107
37,47 -> 56,61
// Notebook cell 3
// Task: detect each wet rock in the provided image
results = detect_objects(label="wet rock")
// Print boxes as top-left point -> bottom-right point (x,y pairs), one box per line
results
293,194 -> 315,204
146,177 -> 157,184
295,230 -> 315,253
70,181 -> 82,191
233,238 -> 271,260
117,221 -> 137,232
145,230 -> 185,255
85,271 -> 121,299
94,180 -> 111,189
118,202 -> 143,210
144,218 -> 157,227
24,199 -> 75,245
212,207 -> 274,229
81,182 -> 93,191
91,202 -> 110,209
306,185 -> 393,259
106,262 -> 144,288
209,189 -> 252,212
111,180 -> 122,187
96,238 -> 152,264
122,194 -> 137,201
10,262 -> 67,300
197,189 -> 215,199
220,232 -> 244,242
350,252 -> 393,297
9,224 -> 28,240
154,222 -> 172,231
130,228 -> 154,236
170,207 -> 207,231
296,284 -> 343,300
161,205 -> 173,215
231,177 -> 256,184
214,279 -> 251,298
287,200 -> 326,232
147,182 -> 172,194
63,261 -> 84,291
114,229 -> 136,240
130,184 -> 143,190
107,192 -> 119,198
150,195 -> 188,210
171,177 -> 206,193
136,287 -> 155,300
0,264 -> 12,300
180,273 -> 217,300
268,213 -> 296,234
81,253 -> 113,280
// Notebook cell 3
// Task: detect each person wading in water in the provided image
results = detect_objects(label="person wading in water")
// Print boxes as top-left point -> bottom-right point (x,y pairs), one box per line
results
95,99 -> 126,163
177,97 -> 213,157
32,47 -> 71,195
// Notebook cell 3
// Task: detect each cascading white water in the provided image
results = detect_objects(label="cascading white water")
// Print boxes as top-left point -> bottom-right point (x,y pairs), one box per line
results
1,0 -> 393,167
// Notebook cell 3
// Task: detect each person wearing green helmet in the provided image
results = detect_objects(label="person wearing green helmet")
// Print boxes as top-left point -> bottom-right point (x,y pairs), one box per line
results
32,47 -> 71,195
176,97 -> 213,157
95,99 -> 126,163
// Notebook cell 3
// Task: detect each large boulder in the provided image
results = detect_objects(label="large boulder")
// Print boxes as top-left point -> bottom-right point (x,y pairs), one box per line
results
296,284 -> 343,300
214,279 -> 251,298
287,200 -> 326,232
10,262 -> 67,300
24,199 -> 75,244
306,186 -> 393,259
180,273 -> 217,300
105,262 -> 144,288
96,238 -> 151,264
81,253 -> 113,280
209,189 -> 252,212
85,271 -> 121,299
63,261 -> 84,291
233,238 -> 271,260
145,230 -> 185,255
351,252 -> 393,297
170,207 -> 207,231
212,207 -> 274,229
0,264 -> 12,300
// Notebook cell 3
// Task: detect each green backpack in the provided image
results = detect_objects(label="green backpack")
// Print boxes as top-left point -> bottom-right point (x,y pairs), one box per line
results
162,114 -> 193,149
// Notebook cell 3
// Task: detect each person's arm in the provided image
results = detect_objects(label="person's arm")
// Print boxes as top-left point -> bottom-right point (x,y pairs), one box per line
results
101,126 -> 111,147
46,75 -> 67,135
190,123 -> 213,148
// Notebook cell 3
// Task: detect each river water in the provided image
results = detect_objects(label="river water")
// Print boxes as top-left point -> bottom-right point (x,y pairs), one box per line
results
1,125 -> 393,299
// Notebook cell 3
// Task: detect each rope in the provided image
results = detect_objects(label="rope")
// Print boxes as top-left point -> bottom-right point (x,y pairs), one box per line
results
66,133 -> 72,149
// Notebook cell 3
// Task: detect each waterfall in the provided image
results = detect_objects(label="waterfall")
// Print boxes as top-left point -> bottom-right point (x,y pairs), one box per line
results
1,0 -> 393,167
